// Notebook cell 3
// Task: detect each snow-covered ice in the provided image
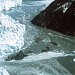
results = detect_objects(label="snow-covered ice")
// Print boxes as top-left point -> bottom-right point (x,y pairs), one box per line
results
0,0 -> 22,11
0,13 -> 25,56
0,67 -> 9,75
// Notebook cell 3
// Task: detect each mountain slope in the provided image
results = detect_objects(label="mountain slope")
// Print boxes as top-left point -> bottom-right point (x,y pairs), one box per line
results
31,0 -> 75,36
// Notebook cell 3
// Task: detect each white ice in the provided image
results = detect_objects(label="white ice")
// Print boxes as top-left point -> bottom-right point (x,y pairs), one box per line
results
0,13 -> 25,57
73,58 -> 75,62
0,67 -> 10,75
0,0 -> 22,11
28,0 -> 54,9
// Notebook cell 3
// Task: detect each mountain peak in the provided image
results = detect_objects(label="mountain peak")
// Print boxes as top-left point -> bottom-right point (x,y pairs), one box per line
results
31,0 -> 75,36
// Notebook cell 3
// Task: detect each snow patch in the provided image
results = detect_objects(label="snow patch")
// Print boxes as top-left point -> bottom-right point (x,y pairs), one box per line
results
54,2 -> 72,13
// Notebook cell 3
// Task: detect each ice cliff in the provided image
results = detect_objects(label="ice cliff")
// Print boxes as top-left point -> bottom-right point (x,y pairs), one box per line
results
0,0 -> 25,57
0,13 -> 25,56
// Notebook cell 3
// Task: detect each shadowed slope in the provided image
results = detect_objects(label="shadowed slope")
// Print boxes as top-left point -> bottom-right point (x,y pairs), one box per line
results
31,0 -> 75,36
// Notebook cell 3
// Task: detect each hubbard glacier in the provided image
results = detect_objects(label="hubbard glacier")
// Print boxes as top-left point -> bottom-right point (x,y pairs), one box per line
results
0,67 -> 10,75
0,0 -> 75,75
0,13 -> 25,56
0,0 -> 22,11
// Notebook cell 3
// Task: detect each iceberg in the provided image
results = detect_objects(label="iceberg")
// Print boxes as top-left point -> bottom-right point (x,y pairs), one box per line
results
0,0 -> 22,11
0,13 -> 25,57
73,58 -> 75,62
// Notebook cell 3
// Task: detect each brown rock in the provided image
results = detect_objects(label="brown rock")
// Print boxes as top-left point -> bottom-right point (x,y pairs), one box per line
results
31,0 -> 75,36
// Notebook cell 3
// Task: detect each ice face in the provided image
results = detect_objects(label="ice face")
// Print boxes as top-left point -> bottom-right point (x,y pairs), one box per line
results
40,0 -> 54,6
0,13 -> 25,56
0,0 -> 22,11
0,67 -> 10,75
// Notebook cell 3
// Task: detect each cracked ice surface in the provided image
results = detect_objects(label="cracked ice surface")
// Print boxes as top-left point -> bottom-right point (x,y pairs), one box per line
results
0,0 -> 22,11
0,13 -> 25,56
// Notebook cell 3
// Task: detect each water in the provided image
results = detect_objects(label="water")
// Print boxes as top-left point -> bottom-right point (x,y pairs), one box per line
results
0,0 -> 75,75
58,56 -> 75,75
0,13 -> 25,57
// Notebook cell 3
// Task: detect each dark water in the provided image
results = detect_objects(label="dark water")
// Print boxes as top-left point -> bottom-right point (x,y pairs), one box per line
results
58,56 -> 75,75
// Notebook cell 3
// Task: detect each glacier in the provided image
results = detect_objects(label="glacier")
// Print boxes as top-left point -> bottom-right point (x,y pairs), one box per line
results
0,67 -> 10,75
73,58 -> 75,62
0,0 -> 74,75
0,0 -> 25,57
0,0 -> 22,11
0,13 -> 25,57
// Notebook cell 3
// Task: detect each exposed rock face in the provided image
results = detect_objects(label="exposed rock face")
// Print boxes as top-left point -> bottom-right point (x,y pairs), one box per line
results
31,0 -> 75,36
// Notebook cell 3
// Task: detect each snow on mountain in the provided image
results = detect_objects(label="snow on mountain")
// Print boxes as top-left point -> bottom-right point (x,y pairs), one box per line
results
54,1 -> 73,13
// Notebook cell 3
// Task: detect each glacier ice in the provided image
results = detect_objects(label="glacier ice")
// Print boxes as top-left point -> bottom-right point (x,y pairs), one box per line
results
0,67 -> 9,75
0,58 -> 72,75
0,0 -> 22,11
28,0 -> 54,10
40,0 -> 54,6
0,13 -> 25,57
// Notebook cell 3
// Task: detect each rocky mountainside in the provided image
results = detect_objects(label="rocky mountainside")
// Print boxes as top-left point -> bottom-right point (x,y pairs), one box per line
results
31,0 -> 75,36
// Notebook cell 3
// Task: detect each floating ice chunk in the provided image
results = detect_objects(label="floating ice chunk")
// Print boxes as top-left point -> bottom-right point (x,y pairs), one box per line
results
73,58 -> 75,62
0,0 -> 22,11
0,67 -> 10,75
73,51 -> 75,53
0,13 -> 25,56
